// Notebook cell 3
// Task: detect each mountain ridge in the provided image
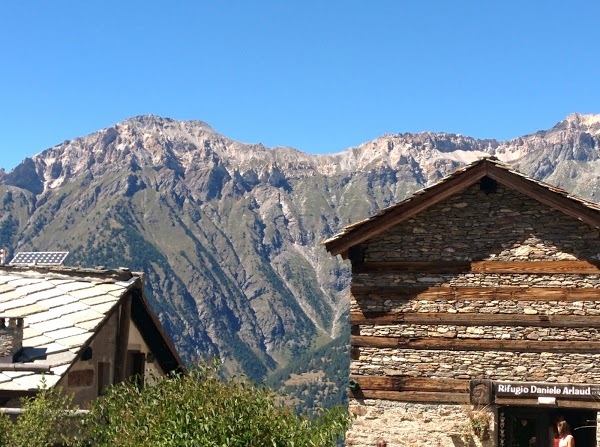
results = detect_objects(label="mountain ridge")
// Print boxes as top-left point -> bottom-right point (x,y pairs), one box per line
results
0,113 -> 599,386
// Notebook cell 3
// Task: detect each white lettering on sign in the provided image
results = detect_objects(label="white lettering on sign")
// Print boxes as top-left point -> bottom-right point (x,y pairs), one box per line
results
562,386 -> 592,396
497,384 -> 529,395
495,382 -> 599,398
530,385 -> 562,395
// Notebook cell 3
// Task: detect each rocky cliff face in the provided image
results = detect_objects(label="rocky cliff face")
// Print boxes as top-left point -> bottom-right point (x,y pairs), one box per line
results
1,113 -> 599,380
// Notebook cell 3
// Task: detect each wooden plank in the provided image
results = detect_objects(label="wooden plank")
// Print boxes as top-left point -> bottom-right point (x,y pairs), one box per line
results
351,285 -> 600,302
349,389 -> 470,404
349,375 -> 469,393
325,162 -> 488,257
114,293 -> 132,384
355,260 -> 600,274
351,335 -> 600,353
495,397 -> 600,410
350,311 -> 600,328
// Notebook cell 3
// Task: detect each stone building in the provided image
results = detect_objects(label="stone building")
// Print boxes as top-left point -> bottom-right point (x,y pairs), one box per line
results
324,157 -> 600,447
0,264 -> 185,407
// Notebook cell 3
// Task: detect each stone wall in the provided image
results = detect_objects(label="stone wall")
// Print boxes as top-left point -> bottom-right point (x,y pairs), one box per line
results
351,297 -> 600,315
0,317 -> 23,362
358,324 -> 600,340
347,398 -> 495,447
352,348 -> 600,382
353,273 -> 600,288
364,184 -> 600,262
346,180 -> 600,446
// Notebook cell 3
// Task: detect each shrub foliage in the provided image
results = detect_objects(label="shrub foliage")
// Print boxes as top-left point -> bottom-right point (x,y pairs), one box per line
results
0,363 -> 350,447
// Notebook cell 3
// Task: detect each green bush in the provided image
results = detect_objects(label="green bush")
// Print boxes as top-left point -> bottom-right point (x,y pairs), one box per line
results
0,384 -> 78,447
1,364 -> 350,447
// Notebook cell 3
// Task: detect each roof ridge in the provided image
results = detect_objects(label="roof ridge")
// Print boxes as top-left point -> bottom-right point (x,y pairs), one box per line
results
0,265 -> 135,282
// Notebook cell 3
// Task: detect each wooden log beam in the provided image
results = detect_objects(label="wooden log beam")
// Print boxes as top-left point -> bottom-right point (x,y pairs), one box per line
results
351,285 -> 600,302
114,293 -> 132,384
349,375 -> 469,393
350,311 -> 600,328
495,397 -> 600,410
351,335 -> 600,353
348,389 -> 470,404
355,260 -> 600,274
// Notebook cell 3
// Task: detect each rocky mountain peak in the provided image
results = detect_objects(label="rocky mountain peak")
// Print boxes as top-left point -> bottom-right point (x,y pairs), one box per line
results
3,113 -> 600,200
562,113 -> 600,134
1,111 -> 600,387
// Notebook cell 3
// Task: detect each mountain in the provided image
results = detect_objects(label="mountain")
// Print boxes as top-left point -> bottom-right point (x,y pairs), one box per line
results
1,113 -> 599,386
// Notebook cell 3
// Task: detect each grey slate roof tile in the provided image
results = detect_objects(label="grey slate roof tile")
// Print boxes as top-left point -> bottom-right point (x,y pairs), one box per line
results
55,282 -> 96,292
44,326 -> 88,341
3,303 -> 47,317
0,284 -> 16,293
23,334 -> 54,346
14,282 -> 55,296
51,364 -> 71,376
45,350 -> 78,366
52,301 -> 90,317
0,265 -> 138,393
48,279 -> 75,285
13,374 -> 53,390
69,287 -> 106,299
62,308 -> 105,325
75,317 -> 104,331
25,309 -> 64,324
0,294 -> 41,311
31,342 -> 70,356
1,371 -> 34,379
90,301 -> 118,314
7,277 -> 44,288
29,318 -> 72,334
95,283 -> 127,293
59,333 -> 94,349
23,325 -> 43,339
26,287 -> 66,302
0,289 -> 25,302
81,295 -> 119,306
36,294 -> 76,309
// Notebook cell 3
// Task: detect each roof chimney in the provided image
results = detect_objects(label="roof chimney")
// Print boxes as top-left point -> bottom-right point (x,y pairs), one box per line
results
0,317 -> 24,363
0,248 -> 6,265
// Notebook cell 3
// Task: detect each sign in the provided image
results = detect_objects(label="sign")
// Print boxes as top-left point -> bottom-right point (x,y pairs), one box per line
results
494,381 -> 600,400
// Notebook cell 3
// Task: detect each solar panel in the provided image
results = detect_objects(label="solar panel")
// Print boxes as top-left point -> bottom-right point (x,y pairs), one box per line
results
9,251 -> 69,266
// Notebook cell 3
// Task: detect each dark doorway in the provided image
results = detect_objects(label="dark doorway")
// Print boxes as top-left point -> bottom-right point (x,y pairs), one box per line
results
126,350 -> 146,388
501,407 -> 596,447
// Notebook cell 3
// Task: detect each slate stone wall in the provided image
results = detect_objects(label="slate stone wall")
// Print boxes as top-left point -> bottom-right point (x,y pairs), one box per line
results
364,184 -> 600,262
351,348 -> 600,382
0,317 -> 23,361
347,398 -> 495,447
358,324 -> 600,341
346,182 -> 600,447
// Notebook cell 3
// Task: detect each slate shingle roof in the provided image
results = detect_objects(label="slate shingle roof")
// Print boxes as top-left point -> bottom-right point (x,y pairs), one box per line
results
0,266 -> 140,392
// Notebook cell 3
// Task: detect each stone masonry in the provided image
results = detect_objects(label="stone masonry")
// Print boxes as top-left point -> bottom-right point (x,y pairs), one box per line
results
346,182 -> 600,447
0,317 -> 24,362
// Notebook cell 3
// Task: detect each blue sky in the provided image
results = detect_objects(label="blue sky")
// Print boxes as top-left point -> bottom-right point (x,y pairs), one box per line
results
1,1 -> 599,170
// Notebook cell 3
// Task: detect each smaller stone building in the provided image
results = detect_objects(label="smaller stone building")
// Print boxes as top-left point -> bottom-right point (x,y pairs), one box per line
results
325,158 -> 600,447
0,264 -> 184,407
